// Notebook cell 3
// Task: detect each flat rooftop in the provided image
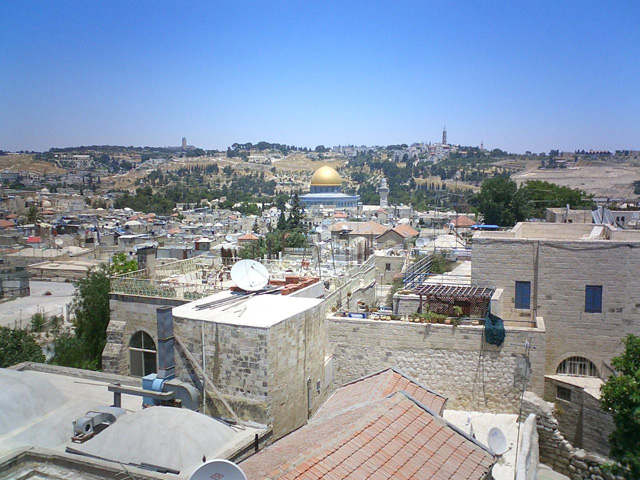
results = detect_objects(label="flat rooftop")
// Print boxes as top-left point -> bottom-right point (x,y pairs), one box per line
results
474,222 -> 640,242
172,291 -> 323,328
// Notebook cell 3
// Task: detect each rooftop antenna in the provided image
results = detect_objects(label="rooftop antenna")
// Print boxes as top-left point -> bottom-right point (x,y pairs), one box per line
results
190,459 -> 247,480
487,427 -> 509,456
230,259 -> 270,292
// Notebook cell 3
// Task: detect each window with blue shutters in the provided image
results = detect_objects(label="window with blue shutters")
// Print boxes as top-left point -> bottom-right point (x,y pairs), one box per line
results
585,285 -> 602,313
515,281 -> 531,309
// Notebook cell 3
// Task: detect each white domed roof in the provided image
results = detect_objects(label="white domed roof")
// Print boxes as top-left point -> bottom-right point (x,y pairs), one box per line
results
75,407 -> 238,473
42,200 -> 52,208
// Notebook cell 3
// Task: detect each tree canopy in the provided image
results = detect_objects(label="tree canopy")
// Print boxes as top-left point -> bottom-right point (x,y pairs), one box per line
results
0,326 -> 45,367
474,176 -> 528,226
600,334 -> 640,478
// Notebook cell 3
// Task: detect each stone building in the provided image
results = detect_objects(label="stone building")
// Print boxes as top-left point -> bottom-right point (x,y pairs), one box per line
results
104,276 -> 331,440
299,165 -> 359,209
471,222 -> 640,380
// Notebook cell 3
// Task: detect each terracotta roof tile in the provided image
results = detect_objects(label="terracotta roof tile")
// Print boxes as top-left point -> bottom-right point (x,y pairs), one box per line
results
241,388 -> 495,480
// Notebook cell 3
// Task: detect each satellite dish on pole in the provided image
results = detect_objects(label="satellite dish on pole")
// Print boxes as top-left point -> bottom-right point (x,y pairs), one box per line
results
487,427 -> 508,455
415,238 -> 426,248
225,234 -> 234,242
55,238 -> 64,247
190,459 -> 247,480
231,259 -> 270,292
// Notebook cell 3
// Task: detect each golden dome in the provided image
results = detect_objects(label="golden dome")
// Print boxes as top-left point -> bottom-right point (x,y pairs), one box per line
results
310,165 -> 342,186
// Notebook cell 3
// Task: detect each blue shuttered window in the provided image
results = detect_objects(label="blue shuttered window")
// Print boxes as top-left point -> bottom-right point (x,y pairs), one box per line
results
515,281 -> 531,309
585,285 -> 602,313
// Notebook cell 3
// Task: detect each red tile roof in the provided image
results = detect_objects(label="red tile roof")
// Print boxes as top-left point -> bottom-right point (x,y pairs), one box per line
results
241,369 -> 495,480
450,216 -> 476,228
315,369 -> 447,421
238,233 -> 259,241
329,221 -> 388,236
391,224 -> 419,238
0,219 -> 15,229
241,391 -> 494,480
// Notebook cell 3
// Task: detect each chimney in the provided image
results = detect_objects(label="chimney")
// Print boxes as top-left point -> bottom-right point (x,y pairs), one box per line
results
156,306 -> 175,380
137,245 -> 157,279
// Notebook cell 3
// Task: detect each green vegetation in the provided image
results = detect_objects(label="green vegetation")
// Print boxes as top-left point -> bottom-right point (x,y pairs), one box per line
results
111,252 -> 138,274
0,326 -> 45,367
239,193 -> 308,259
30,312 -> 46,332
600,334 -> 640,479
430,254 -> 456,275
474,177 -> 593,226
50,265 -> 111,370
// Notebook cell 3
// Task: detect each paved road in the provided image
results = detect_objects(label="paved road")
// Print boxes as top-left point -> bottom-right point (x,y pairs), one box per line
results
0,281 -> 76,328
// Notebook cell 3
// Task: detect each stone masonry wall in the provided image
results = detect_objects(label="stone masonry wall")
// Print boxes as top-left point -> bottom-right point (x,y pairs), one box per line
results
521,392 -> 619,480
472,238 -> 640,376
328,316 -> 546,413
103,295 -> 188,376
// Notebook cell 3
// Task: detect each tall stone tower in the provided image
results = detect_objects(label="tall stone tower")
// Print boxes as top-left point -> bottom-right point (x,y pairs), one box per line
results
442,126 -> 447,145
182,137 -> 187,149
379,177 -> 389,208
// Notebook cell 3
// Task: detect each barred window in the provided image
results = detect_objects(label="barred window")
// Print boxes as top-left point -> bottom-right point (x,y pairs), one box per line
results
556,356 -> 598,377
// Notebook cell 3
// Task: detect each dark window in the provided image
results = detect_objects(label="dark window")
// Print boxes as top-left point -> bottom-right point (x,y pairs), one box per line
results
385,263 -> 391,271
515,281 -> 531,309
129,331 -> 157,377
585,285 -> 602,313
557,385 -> 572,401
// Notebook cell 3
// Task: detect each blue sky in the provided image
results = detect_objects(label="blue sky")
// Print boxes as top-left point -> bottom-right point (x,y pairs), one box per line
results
1,1 -> 639,153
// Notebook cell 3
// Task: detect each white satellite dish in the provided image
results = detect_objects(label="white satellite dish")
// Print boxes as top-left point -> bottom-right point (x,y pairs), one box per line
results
231,259 -> 270,292
415,238 -> 426,247
225,234 -> 234,242
487,427 -> 508,455
55,238 -> 64,246
190,459 -> 247,480
315,225 -> 324,233
341,224 -> 349,231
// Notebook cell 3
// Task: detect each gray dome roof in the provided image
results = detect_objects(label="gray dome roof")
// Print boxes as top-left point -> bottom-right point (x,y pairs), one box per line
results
75,406 -> 238,473
0,369 -> 68,435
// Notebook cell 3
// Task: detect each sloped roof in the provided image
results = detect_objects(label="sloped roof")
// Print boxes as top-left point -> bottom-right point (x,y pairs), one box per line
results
391,224 -> 419,238
451,216 -> 476,227
240,369 -> 494,480
238,233 -> 259,241
315,368 -> 447,421
241,392 -> 494,479
329,221 -> 387,236
0,219 -> 15,228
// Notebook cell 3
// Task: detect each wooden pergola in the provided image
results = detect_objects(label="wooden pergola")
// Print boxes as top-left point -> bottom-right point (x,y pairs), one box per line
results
412,284 -> 495,318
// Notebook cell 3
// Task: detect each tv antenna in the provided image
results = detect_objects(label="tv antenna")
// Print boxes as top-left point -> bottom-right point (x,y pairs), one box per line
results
190,459 -> 248,480
230,259 -> 270,292
487,427 -> 509,456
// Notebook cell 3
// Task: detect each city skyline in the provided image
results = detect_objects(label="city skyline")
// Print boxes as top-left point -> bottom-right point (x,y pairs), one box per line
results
1,1 -> 639,153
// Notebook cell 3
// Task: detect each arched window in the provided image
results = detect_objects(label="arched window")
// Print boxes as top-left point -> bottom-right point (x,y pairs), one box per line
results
556,356 -> 598,377
129,331 -> 157,377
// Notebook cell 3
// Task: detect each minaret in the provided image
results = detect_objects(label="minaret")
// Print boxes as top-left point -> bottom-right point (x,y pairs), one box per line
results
182,137 -> 187,149
442,126 -> 447,145
379,178 -> 389,208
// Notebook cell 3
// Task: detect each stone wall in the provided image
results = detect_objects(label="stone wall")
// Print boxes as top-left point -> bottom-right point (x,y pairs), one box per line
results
328,316 -> 546,413
106,292 -> 330,440
374,254 -> 405,284
544,376 -> 613,457
103,294 -> 188,376
472,238 -> 640,376
521,392 -> 619,480
515,413 -> 539,480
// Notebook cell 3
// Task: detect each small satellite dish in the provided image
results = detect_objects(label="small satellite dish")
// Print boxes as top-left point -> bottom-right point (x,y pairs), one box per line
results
487,427 -> 508,455
415,238 -> 426,247
225,234 -> 234,242
190,459 -> 247,480
315,225 -> 324,233
55,238 -> 64,246
231,259 -> 270,292
341,224 -> 349,231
